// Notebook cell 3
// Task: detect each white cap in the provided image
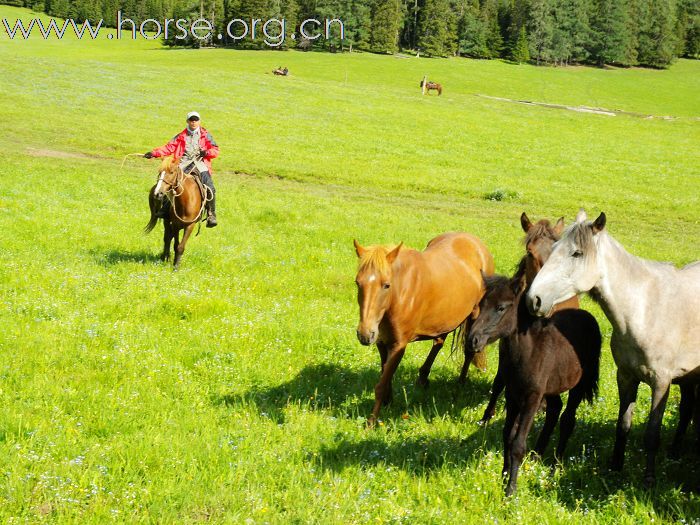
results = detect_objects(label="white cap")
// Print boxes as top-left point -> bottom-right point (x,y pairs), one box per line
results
186,111 -> 200,121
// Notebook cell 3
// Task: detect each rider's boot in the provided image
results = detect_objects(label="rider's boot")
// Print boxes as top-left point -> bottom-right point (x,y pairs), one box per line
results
206,194 -> 218,228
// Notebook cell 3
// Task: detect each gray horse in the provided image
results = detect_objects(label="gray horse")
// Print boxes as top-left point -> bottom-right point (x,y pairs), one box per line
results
527,209 -> 700,486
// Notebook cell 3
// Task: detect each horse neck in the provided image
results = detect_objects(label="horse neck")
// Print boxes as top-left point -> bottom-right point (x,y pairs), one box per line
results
384,250 -> 421,314
591,231 -> 653,335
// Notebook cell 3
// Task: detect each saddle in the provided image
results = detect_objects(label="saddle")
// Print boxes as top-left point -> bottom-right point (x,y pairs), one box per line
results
182,161 -> 209,204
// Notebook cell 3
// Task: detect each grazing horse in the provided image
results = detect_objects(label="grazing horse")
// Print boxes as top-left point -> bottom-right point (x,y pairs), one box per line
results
354,232 -> 494,425
273,66 -> 289,76
469,266 -> 601,496
420,79 -> 442,95
527,210 -> 700,486
144,156 -> 207,270
479,212 -> 580,424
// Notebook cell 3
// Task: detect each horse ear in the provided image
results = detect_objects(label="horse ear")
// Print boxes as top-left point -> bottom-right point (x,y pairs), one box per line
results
511,273 -> 527,295
592,212 -> 606,234
353,239 -> 366,258
386,242 -> 403,264
553,216 -> 565,235
575,208 -> 587,223
520,212 -> 532,232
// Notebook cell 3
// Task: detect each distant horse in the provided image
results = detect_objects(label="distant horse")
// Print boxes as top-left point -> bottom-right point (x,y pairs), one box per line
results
528,210 -> 700,486
420,79 -> 442,95
469,265 -> 601,496
273,66 -> 289,76
354,232 -> 494,425
144,157 -> 207,270
478,212 -> 580,424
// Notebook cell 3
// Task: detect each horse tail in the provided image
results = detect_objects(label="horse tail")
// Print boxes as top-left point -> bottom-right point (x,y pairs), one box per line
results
144,186 -> 159,234
580,314 -> 602,404
454,316 -> 487,371
437,85 -> 442,96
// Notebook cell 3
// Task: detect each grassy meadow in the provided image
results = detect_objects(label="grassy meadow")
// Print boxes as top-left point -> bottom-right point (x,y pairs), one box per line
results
1,4 -> 700,523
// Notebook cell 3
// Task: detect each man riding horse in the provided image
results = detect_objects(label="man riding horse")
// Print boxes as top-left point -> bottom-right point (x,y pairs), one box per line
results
144,111 -> 219,228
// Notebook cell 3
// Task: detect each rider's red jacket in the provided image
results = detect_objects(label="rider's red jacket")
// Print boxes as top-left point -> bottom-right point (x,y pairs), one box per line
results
150,127 -> 219,173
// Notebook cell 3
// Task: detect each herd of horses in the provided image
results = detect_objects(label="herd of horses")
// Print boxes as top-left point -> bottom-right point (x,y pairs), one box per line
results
354,211 -> 700,495
143,157 -> 699,494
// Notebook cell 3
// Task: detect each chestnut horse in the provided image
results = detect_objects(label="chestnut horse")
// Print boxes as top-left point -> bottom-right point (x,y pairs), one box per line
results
354,232 -> 494,425
479,212 -> 579,424
144,157 -> 206,270
420,79 -> 442,95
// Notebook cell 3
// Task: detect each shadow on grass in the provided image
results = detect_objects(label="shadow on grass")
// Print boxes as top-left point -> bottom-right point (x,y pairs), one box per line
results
216,362 -> 495,423
92,249 -> 162,266
316,413 -> 700,519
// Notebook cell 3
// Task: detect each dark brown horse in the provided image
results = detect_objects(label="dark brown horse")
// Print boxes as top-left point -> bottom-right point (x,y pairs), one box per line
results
354,233 -> 494,425
420,79 -> 442,95
469,266 -> 601,496
144,156 -> 207,270
478,213 -> 579,424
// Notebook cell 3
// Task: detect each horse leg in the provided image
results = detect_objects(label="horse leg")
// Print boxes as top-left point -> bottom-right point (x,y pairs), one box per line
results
670,383 -> 695,458
173,223 -> 195,270
533,394 -> 563,457
506,392 -> 541,497
610,369 -> 639,472
480,339 -> 507,424
643,380 -> 671,487
368,343 -> 405,426
417,334 -> 446,388
555,388 -> 585,460
502,390 -> 519,480
161,220 -> 173,261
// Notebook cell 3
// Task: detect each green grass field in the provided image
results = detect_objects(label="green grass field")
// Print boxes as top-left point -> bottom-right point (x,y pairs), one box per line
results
1,5 -> 699,523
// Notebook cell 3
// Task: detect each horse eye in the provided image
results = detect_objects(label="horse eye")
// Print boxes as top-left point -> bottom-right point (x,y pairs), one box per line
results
382,283 -> 391,290
497,304 -> 507,312
572,250 -> 583,258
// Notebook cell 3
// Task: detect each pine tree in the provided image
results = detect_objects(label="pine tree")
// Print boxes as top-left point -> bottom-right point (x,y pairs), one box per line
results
590,0 -> 633,66
636,0 -> 677,67
418,0 -> 457,57
512,25 -> 530,63
371,0 -> 401,53
458,0 -> 488,58
528,0 -> 555,64
482,0 -> 503,58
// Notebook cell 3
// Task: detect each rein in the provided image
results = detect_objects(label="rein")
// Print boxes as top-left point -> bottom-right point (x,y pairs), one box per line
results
160,163 -> 212,225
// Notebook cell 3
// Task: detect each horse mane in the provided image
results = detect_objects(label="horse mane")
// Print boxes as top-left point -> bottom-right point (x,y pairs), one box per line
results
357,245 -> 399,277
523,219 -> 559,246
563,221 -> 596,256
159,156 -> 178,172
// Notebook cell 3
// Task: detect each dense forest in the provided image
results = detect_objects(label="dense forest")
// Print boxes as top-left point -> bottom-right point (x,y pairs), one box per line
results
3,0 -> 699,67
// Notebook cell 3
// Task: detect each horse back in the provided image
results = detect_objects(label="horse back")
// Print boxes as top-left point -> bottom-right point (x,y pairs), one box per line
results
425,232 -> 494,276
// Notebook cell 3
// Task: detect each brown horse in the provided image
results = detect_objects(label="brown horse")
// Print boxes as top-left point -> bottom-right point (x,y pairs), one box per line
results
478,212 -> 578,424
420,79 -> 442,95
144,157 -> 206,270
354,232 -> 494,425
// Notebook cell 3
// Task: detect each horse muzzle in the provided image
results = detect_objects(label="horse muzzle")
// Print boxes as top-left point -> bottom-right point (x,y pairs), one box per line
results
356,327 -> 377,346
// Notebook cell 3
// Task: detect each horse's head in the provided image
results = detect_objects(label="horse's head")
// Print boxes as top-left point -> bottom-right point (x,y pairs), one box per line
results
153,156 -> 182,198
527,210 -> 606,317
469,271 -> 525,353
353,240 -> 402,346
520,212 -> 565,284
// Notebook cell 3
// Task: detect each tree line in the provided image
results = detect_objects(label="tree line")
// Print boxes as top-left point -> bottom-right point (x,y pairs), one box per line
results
3,0 -> 699,67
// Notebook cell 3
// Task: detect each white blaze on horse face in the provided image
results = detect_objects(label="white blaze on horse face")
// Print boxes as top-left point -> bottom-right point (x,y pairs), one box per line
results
154,171 -> 166,196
